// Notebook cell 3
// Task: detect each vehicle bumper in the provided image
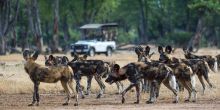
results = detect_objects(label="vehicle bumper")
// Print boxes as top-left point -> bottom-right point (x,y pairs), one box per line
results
71,49 -> 89,54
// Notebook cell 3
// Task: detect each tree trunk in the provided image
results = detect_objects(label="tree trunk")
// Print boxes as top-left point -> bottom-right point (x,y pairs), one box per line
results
0,34 -> 6,55
27,0 -> 43,52
62,15 -> 70,47
138,0 -> 148,43
33,0 -> 43,52
0,0 -> 19,55
21,26 -> 28,51
11,27 -> 17,49
188,17 -> 203,52
51,0 -> 59,53
215,27 -> 220,48
83,0 -> 89,24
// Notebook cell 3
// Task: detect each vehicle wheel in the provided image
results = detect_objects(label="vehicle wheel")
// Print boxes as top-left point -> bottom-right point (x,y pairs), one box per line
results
106,47 -> 112,56
89,48 -> 95,57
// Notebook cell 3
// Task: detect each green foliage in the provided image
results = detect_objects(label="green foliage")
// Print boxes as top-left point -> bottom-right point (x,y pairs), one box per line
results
157,31 -> 192,46
117,29 -> 138,44
4,0 -> 220,51
68,29 -> 81,43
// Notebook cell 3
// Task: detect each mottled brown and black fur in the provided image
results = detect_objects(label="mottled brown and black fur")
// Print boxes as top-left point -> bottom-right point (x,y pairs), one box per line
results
134,45 -> 155,62
134,45 -> 156,92
158,46 -> 197,102
23,50 -> 78,106
68,59 -> 111,98
180,59 -> 213,94
105,62 -> 179,104
183,47 -> 218,73
45,54 -> 123,97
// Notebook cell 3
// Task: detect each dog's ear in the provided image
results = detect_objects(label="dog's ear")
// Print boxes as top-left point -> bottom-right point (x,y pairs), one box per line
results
113,64 -> 120,71
23,50 -> 31,60
182,47 -> 187,53
62,56 -> 69,62
44,55 -> 48,60
189,46 -> 193,52
83,54 -> 87,60
158,46 -> 164,54
145,45 -> 150,55
165,45 -> 172,54
48,55 -> 55,60
72,52 -> 79,59
32,51 -> 39,61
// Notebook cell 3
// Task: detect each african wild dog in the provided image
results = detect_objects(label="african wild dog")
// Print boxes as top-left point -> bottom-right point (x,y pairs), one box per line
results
183,47 -> 218,73
105,62 -> 179,104
135,45 -> 155,92
23,50 -> 79,106
45,54 -> 123,96
158,46 -> 197,102
135,45 -> 155,62
160,46 -> 214,94
180,59 -> 213,94
44,55 -> 69,66
68,59 -> 111,98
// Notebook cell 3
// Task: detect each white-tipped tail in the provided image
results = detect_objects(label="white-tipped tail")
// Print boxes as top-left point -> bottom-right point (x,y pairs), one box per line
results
214,58 -> 218,73
169,75 -> 177,90
191,75 -> 196,89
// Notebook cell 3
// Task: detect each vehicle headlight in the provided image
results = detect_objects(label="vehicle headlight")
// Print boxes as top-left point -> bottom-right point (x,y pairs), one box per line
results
71,45 -> 75,49
84,45 -> 88,49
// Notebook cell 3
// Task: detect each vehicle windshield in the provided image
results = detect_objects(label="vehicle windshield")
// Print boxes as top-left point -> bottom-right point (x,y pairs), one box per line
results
80,24 -> 117,41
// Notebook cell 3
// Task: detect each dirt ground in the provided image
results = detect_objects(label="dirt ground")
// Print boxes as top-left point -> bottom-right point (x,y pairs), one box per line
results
1,47 -> 220,110
0,93 -> 220,110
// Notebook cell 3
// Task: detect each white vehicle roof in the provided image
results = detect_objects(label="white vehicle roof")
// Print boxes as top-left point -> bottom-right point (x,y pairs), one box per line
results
80,23 -> 118,29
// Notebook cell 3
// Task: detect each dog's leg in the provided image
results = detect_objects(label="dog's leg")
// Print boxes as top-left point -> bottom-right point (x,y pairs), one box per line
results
121,83 -> 135,104
120,81 -> 124,93
35,82 -> 40,106
143,79 -> 148,93
75,79 -> 85,99
147,80 -> 157,104
182,80 -> 192,102
68,80 -> 79,106
198,75 -> 206,95
61,80 -> 71,106
68,80 -> 76,98
164,75 -> 179,103
203,73 -> 214,88
85,75 -> 93,95
134,83 -> 140,104
140,79 -> 144,92
146,80 -> 151,93
188,77 -> 197,102
115,81 -> 121,94
116,81 -> 124,94
28,82 -> 38,106
95,75 -> 105,98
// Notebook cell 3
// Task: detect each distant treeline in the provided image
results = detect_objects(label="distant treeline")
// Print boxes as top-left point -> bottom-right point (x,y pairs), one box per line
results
0,0 -> 220,55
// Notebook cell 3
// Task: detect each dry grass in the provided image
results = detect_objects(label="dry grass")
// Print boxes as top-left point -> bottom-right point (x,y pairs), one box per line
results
0,48 -> 220,99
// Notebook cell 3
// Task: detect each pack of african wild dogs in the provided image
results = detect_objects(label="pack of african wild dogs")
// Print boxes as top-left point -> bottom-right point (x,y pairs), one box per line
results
22,45 -> 220,106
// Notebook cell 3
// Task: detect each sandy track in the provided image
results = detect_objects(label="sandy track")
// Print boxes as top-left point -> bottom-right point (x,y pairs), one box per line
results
0,94 -> 220,110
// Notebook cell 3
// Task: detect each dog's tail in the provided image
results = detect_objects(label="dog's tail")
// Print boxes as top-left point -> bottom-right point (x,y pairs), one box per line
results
202,60 -> 211,79
214,57 -> 218,73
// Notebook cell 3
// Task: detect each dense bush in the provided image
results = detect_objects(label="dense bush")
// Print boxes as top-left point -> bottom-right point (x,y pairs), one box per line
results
117,29 -> 138,44
157,31 -> 192,46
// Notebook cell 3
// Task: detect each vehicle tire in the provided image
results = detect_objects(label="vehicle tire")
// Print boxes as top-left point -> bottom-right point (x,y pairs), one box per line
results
106,47 -> 112,56
89,48 -> 95,57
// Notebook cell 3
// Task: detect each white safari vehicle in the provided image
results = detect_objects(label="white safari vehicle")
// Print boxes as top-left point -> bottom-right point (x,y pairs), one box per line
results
70,23 -> 118,56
